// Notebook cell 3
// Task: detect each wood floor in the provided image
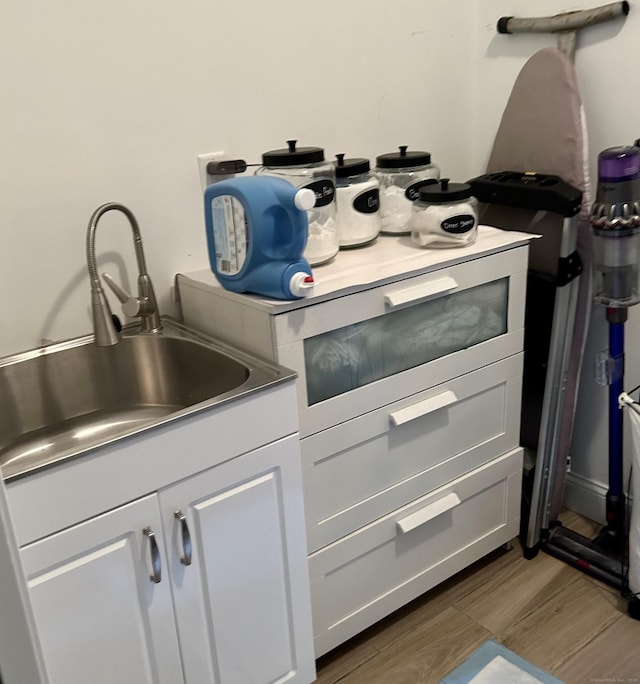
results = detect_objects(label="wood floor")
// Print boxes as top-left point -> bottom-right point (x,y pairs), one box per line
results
313,510 -> 640,684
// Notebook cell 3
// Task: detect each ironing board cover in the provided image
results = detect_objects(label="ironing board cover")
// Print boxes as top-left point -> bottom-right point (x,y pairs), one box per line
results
481,47 -> 592,521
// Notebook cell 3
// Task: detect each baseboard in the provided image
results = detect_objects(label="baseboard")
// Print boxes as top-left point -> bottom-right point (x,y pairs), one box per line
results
562,471 -> 608,525
562,471 -> 634,526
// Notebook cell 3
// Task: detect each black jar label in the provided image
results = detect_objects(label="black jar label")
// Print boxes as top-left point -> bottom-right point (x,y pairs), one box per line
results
404,178 -> 438,201
303,179 -> 336,207
441,214 -> 476,233
352,188 -> 380,214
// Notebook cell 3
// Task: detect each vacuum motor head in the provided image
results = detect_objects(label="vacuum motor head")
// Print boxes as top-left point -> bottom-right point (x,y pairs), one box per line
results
590,145 -> 640,307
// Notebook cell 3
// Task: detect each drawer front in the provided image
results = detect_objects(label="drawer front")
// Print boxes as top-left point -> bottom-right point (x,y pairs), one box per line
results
276,246 -> 528,437
308,448 -> 522,657
302,354 -> 522,553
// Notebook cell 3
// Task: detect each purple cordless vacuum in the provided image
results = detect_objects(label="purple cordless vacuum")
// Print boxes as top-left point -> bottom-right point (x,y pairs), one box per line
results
590,144 -> 640,617
591,145 -> 640,539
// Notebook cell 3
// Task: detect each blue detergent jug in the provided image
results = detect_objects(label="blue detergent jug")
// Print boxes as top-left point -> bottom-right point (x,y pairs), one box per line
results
204,176 -> 316,300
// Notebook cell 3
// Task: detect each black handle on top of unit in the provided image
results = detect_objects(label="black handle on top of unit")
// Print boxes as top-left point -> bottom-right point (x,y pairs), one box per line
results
467,171 -> 583,218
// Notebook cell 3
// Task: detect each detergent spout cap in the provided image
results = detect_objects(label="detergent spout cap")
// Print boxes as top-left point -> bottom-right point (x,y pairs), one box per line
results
294,188 -> 315,211
289,272 -> 314,298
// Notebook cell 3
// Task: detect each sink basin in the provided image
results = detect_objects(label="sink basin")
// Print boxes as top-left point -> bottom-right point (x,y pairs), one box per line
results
0,317 -> 294,481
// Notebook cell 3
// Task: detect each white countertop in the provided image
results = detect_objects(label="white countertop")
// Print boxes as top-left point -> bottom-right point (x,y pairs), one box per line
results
177,225 -> 535,314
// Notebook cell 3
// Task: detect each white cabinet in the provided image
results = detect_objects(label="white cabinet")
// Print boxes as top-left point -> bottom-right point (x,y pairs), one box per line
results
21,494 -> 183,684
161,435 -> 313,684
11,382 -> 315,684
177,226 -> 532,657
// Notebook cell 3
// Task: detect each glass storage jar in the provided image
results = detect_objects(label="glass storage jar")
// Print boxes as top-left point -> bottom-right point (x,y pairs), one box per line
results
256,140 -> 339,265
334,154 -> 381,248
410,178 -> 478,248
374,145 -> 440,235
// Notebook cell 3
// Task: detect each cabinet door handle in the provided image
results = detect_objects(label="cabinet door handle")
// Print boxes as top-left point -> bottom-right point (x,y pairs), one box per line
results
389,389 -> 458,427
174,510 -> 192,566
143,526 -> 162,583
396,492 -> 462,535
384,276 -> 458,309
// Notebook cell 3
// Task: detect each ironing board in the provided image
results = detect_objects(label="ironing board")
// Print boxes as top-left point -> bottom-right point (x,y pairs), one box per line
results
475,47 -> 592,553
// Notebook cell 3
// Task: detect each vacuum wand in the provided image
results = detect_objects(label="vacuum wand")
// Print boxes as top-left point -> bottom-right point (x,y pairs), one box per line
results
606,307 -> 626,546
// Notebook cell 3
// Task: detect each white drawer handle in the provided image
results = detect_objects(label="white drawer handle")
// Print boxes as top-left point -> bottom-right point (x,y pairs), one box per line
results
384,276 -> 458,308
389,390 -> 458,427
396,492 -> 462,534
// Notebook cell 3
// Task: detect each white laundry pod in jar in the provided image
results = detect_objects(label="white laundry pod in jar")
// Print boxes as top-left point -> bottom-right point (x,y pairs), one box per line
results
334,153 -> 381,248
256,140 -> 339,265
374,145 -> 440,235
410,178 -> 478,248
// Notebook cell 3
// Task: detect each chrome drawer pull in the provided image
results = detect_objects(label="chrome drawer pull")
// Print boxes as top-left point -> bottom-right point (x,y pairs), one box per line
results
396,492 -> 462,534
384,276 -> 458,308
174,510 -> 192,566
143,526 -> 162,583
389,390 -> 458,427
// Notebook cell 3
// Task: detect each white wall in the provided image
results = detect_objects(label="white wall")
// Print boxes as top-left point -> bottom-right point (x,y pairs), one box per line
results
2,0 -> 477,357
474,1 -> 640,522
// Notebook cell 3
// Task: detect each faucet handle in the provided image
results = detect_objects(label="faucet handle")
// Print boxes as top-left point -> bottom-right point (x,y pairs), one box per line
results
102,273 -> 142,318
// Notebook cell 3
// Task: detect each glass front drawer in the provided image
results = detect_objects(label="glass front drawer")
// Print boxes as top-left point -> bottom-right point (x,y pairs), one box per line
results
273,244 -> 527,437
304,278 -> 508,405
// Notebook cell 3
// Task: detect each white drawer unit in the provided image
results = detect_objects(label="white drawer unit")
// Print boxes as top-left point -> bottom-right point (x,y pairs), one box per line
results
177,225 -> 532,657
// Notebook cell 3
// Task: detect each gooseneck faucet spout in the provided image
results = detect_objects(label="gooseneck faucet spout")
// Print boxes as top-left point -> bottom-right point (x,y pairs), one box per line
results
86,202 -> 162,346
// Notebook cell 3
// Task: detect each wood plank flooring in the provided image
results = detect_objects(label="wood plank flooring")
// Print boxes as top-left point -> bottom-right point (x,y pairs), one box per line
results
313,510 -> 640,684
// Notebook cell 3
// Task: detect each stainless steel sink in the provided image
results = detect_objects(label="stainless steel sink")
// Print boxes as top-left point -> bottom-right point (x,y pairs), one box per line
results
0,318 -> 294,481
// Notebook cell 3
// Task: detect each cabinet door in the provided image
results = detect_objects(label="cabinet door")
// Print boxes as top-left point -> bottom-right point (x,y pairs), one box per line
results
160,435 -> 315,684
20,494 -> 183,684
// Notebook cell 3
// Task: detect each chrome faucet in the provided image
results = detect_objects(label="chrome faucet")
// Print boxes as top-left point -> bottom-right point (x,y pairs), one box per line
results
86,202 -> 162,346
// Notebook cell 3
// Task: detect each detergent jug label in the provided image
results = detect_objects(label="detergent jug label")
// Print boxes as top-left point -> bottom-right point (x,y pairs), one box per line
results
211,196 -> 248,275
303,179 -> 336,207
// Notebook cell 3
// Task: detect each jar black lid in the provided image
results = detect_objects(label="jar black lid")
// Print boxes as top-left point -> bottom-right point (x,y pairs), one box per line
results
418,178 -> 473,203
262,139 -> 325,166
334,153 -> 371,178
375,145 -> 431,169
